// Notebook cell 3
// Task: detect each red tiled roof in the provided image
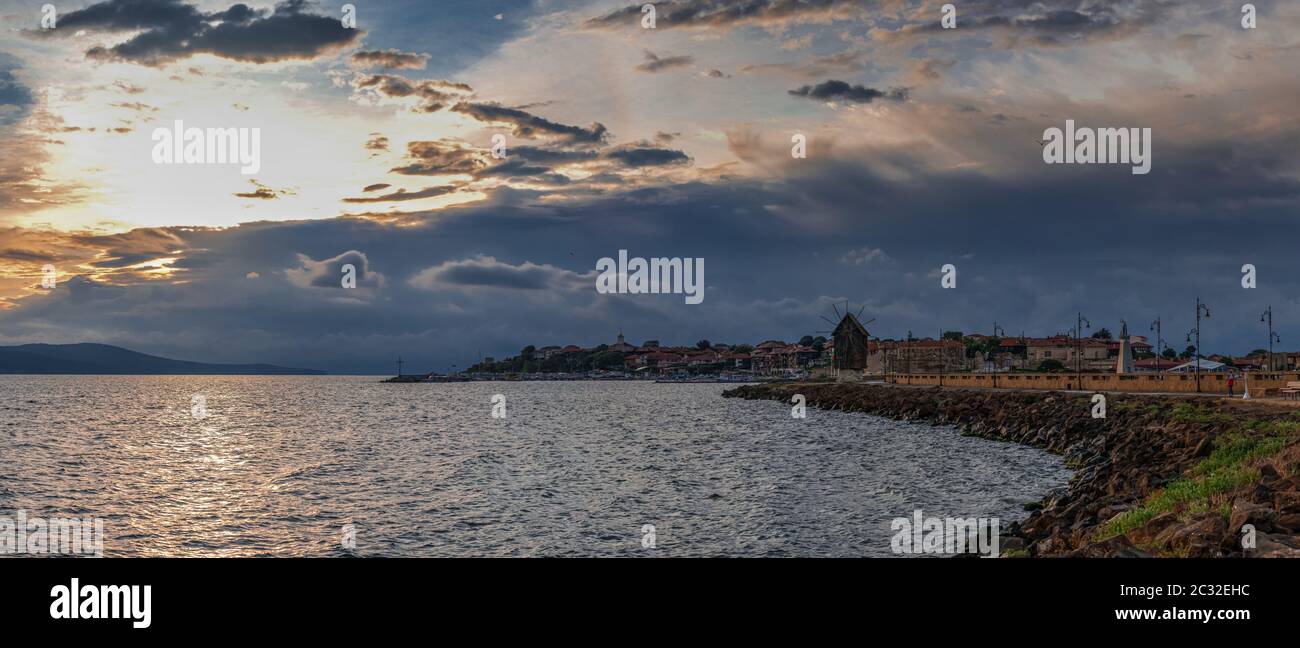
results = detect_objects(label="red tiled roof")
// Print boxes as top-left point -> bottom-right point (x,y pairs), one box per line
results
876,339 -> 963,349
1135,358 -> 1180,368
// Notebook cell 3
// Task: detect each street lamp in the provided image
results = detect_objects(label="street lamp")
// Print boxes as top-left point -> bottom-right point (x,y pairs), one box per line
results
938,328 -> 944,387
1072,313 -> 1091,389
1262,307 -> 1280,373
1149,317 -> 1164,376
992,322 -> 1006,387
1191,298 -> 1210,393
905,330 -> 914,384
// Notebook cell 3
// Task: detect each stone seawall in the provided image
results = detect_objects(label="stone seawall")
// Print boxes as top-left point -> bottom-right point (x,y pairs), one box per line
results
723,383 -> 1300,557
876,371 -> 1300,397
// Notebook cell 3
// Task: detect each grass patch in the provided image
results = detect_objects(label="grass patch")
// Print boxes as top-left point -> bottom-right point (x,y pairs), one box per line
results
1169,402 -> 1235,425
1096,430 -> 1295,541
1246,419 -> 1300,436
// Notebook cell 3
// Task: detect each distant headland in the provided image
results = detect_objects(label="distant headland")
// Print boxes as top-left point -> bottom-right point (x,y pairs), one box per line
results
0,343 -> 325,375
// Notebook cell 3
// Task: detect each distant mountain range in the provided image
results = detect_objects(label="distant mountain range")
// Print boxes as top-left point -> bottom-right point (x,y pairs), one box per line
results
0,343 -> 325,375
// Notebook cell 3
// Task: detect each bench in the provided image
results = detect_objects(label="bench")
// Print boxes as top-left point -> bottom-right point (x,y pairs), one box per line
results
1282,382 -> 1300,401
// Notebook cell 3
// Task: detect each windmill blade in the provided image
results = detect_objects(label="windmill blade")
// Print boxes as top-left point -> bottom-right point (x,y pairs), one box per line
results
820,315 -> 837,326
832,303 -> 841,318
856,305 -> 866,319
862,318 -> 876,326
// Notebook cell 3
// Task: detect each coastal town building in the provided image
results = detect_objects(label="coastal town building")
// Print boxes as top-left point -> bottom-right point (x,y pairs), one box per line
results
468,325 -> 1293,379
868,339 -> 965,374
1025,336 -> 1110,368
1135,358 -> 1180,372
750,341 -> 818,375
609,331 -> 635,353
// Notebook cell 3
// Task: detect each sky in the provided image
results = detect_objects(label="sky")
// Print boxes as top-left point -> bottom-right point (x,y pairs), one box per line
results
0,0 -> 1297,373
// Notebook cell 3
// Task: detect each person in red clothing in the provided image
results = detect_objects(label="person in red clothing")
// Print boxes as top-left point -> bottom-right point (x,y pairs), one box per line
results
1227,373 -> 1236,396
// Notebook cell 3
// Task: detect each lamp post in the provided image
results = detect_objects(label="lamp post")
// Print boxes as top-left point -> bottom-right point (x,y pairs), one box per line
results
992,323 -> 1006,388
1192,298 -> 1210,393
905,330 -> 914,384
938,329 -> 944,387
1072,313 -> 1091,390
878,336 -> 888,383
1020,330 -> 1027,372
1149,317 -> 1164,376
1261,306 -> 1280,373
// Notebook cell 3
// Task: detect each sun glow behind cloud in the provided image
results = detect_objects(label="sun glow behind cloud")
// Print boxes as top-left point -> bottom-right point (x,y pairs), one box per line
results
17,53 -> 485,231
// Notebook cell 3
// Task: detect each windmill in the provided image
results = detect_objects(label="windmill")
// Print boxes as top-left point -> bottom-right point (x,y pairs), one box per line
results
817,301 -> 875,377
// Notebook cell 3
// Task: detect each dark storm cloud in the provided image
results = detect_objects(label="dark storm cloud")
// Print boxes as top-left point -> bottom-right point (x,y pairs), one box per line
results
286,249 -> 384,290
342,185 -> 460,203
788,80 -> 908,103
451,102 -> 609,145
353,74 -> 473,113
384,138 -> 688,190
587,0 -> 860,30
0,248 -> 55,263
880,0 -> 1162,48
208,2 -> 261,24
44,0 -> 208,33
30,0 -> 361,66
636,51 -> 694,73
0,53 -> 34,127
472,158 -> 555,179
509,147 -> 601,165
57,229 -> 189,274
350,49 -> 430,70
605,147 -> 691,168
87,254 -> 172,269
390,140 -> 487,177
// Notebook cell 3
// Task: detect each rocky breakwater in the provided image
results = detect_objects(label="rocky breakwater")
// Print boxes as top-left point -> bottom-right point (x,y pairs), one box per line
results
724,382 -> 1300,558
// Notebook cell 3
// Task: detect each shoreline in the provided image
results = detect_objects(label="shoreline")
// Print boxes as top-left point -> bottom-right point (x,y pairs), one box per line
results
723,382 -> 1300,557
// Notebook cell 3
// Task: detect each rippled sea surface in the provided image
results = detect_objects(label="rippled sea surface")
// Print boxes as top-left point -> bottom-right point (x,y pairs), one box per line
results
0,376 -> 1070,557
